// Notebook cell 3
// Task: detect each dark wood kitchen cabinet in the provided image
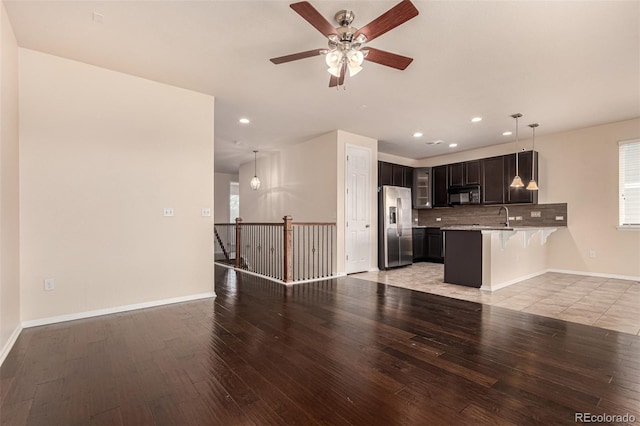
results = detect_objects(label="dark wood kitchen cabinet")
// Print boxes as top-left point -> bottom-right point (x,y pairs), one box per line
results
482,155 -> 506,204
378,161 -> 413,188
465,160 -> 482,185
378,162 -> 394,186
449,160 -> 481,187
426,228 -> 444,263
432,165 -> 449,207
448,162 -> 465,187
412,228 -> 426,261
413,227 -> 443,263
505,151 -> 538,204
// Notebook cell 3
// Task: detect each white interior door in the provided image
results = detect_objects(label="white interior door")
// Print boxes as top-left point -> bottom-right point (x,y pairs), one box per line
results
345,145 -> 371,274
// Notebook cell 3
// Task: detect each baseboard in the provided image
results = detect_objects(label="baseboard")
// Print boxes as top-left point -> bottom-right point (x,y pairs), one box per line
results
284,272 -> 346,286
548,269 -> 640,282
229,267 -> 345,286
21,292 -> 216,328
0,324 -> 23,367
480,269 -> 548,292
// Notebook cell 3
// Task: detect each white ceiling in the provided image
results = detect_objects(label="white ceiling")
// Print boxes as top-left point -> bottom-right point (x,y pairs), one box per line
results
5,1 -> 639,173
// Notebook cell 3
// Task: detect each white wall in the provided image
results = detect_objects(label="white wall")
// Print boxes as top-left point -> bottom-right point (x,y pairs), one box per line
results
19,49 -> 215,322
0,0 -> 21,360
415,118 -> 640,279
214,172 -> 232,223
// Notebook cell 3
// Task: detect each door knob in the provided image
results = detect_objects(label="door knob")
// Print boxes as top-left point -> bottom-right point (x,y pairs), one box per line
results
365,224 -> 370,228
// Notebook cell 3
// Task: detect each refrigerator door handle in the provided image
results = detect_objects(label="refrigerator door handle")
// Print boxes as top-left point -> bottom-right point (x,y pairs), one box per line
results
397,197 -> 403,237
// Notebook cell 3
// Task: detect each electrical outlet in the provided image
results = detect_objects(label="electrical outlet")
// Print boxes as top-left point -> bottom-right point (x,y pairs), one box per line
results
589,250 -> 596,258
44,279 -> 55,291
163,208 -> 174,217
201,208 -> 212,217
555,216 -> 564,221
508,216 -> 515,221
531,211 -> 541,218
436,217 -> 442,222
515,216 -> 523,221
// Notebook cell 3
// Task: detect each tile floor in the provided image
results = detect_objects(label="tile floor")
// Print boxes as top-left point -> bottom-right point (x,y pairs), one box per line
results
352,263 -> 640,335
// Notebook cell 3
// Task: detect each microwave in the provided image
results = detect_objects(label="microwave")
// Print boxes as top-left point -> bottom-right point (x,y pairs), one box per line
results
448,185 -> 481,205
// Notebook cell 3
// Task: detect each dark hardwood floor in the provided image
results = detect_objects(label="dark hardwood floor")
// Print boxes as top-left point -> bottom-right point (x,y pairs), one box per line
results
2,266 -> 639,425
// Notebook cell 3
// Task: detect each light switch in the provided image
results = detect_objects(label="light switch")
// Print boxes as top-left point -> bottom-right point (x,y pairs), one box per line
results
163,208 -> 174,217
44,279 -> 55,291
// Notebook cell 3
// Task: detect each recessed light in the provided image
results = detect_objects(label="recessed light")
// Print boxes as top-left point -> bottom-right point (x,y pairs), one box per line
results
413,132 -> 423,138
239,118 -> 250,124
449,143 -> 458,148
471,117 -> 482,123
502,131 -> 512,136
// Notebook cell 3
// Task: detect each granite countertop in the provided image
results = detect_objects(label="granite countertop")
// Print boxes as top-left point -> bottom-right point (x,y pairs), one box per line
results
440,225 -> 561,231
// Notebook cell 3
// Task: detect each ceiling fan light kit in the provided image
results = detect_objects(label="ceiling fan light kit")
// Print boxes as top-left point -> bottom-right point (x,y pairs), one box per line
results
270,0 -> 419,87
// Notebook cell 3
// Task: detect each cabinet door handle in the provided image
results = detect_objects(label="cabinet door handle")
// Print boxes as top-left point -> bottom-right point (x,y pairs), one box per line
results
365,224 -> 370,228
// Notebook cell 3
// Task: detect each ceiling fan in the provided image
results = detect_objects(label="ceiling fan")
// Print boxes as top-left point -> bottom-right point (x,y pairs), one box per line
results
270,0 -> 419,87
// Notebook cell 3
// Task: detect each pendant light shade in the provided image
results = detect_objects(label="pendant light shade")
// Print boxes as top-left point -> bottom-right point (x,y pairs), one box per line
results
526,123 -> 539,191
250,150 -> 261,190
509,113 -> 524,188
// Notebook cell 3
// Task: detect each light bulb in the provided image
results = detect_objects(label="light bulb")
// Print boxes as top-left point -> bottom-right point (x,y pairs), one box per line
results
325,51 -> 341,67
347,50 -> 364,66
327,66 -> 341,77
250,176 -> 261,190
348,64 -> 362,77
526,179 -> 538,191
510,176 -> 524,188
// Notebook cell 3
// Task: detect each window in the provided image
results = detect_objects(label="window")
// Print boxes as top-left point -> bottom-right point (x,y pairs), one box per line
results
619,139 -> 640,228
230,182 -> 239,223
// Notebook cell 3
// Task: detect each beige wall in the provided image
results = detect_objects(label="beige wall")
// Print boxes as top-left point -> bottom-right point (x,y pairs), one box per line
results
19,49 -> 215,322
0,1 -> 21,358
214,172 -> 232,223
239,131 -> 338,223
239,130 -> 379,274
415,118 -> 640,279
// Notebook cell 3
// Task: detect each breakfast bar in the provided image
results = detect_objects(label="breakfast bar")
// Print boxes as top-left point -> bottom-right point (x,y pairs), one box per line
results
442,226 -> 558,291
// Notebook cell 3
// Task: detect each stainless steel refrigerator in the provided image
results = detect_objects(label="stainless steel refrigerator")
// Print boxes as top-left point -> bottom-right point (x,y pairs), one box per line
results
379,185 -> 413,269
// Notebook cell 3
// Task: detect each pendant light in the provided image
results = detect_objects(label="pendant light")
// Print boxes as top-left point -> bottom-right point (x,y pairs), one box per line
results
526,123 -> 539,191
509,113 -> 524,188
250,150 -> 261,190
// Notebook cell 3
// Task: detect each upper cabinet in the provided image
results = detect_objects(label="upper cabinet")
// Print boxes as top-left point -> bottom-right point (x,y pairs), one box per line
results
481,151 -> 538,204
481,156 -> 506,204
448,160 -> 481,187
432,165 -> 449,207
378,161 -> 413,188
413,167 -> 432,209
505,151 -> 538,204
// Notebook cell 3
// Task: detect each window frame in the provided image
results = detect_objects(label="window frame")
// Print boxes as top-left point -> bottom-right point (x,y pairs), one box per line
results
618,139 -> 640,230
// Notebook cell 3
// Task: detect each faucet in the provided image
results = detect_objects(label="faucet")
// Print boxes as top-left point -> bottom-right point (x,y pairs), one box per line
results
498,206 -> 510,227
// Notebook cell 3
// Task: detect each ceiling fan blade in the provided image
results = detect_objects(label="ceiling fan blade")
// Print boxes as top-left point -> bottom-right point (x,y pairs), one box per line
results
328,63 -> 347,87
364,47 -> 413,70
354,0 -> 419,43
270,49 -> 325,64
290,2 -> 338,38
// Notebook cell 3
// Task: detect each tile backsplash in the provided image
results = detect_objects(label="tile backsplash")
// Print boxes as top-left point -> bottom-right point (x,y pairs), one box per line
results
414,203 -> 568,228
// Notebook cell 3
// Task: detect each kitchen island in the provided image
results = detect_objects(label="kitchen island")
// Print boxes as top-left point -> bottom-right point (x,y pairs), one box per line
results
442,226 -> 558,291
